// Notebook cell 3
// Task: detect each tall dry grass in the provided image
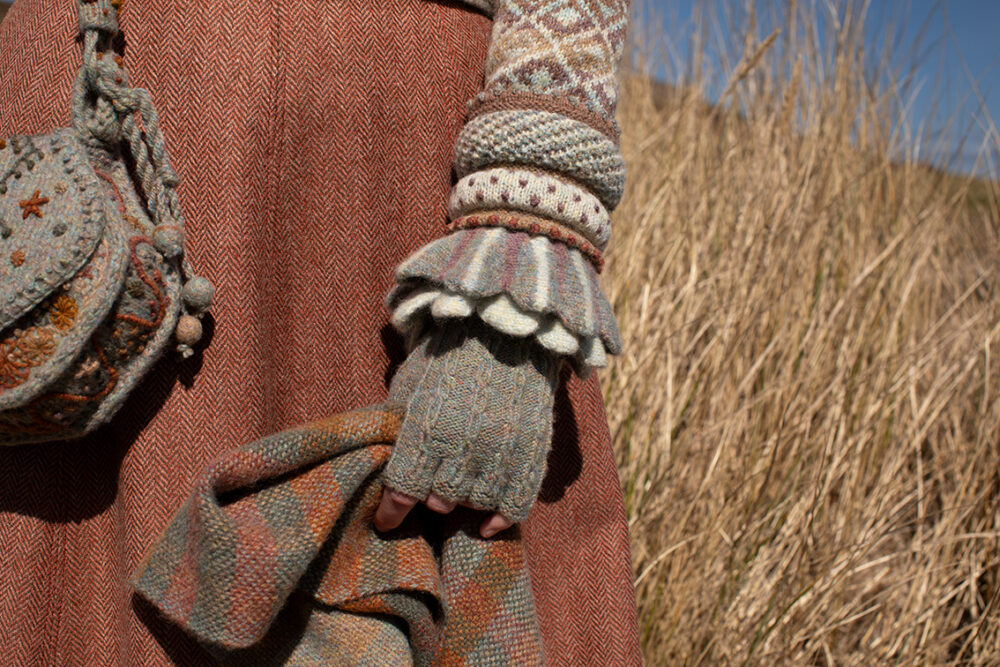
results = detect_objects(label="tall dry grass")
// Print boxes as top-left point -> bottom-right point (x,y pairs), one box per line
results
607,1 -> 1000,664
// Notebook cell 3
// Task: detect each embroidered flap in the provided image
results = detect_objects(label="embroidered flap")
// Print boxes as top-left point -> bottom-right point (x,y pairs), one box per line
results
0,219 -> 128,411
0,128 -> 109,332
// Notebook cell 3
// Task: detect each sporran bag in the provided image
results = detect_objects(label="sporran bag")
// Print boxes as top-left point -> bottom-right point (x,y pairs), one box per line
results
0,0 -> 213,445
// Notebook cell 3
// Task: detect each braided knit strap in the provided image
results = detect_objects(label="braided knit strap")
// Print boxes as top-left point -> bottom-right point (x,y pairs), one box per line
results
77,0 -> 121,33
384,317 -> 559,523
71,17 -> 182,243
71,0 -> 214,355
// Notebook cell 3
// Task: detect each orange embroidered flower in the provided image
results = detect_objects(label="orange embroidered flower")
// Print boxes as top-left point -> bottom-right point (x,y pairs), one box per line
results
0,341 -> 29,389
8,328 -> 56,367
10,250 -> 25,267
49,295 -> 78,331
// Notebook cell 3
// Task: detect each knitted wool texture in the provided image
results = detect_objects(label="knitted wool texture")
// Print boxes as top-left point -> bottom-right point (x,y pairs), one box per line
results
0,0 -> 213,445
131,404 -> 545,666
383,317 -> 559,523
387,0 -> 631,375
448,211 -> 605,271
453,109 -> 625,209
469,0 -> 629,139
389,227 -> 621,370
448,166 -> 612,249
0,133 -> 128,408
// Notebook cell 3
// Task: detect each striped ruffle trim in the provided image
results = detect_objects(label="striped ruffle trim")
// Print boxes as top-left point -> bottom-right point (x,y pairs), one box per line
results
387,228 -> 622,371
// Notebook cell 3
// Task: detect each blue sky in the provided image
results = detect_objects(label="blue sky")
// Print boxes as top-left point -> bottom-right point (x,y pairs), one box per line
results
639,0 -> 999,177
2,0 -> 995,175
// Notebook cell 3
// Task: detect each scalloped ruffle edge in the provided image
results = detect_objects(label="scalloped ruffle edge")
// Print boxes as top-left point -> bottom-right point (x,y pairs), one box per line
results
390,284 -> 611,373
386,227 -> 622,374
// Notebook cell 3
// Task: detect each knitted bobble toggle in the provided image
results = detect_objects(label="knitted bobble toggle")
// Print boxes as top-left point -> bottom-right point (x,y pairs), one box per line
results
152,224 -> 184,258
182,275 -> 215,313
174,274 -> 214,358
175,315 -> 203,348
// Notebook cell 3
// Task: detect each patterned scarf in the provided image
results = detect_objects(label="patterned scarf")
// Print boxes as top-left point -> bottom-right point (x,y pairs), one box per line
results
131,404 -> 544,666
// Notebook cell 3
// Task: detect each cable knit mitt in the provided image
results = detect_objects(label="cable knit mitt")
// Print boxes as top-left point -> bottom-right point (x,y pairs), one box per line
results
383,316 -> 559,523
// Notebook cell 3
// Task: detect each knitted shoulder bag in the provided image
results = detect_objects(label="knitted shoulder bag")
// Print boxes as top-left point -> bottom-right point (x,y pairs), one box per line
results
0,0 -> 213,446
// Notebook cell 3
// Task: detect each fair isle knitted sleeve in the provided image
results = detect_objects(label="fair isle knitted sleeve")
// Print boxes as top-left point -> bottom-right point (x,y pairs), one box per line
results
387,0 -> 630,374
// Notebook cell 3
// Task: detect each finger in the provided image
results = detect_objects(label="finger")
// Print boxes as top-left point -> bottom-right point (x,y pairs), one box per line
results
374,488 -> 419,532
425,493 -> 457,514
480,513 -> 515,539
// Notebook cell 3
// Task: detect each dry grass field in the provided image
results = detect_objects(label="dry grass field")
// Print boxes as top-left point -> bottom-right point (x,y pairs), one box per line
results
608,2 -> 1000,664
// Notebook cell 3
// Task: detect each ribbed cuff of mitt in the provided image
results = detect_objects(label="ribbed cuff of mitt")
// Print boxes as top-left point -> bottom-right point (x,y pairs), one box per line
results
387,227 -> 621,377
383,316 -> 559,523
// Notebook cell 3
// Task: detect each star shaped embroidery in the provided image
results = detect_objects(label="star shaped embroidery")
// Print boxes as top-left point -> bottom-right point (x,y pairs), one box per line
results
19,190 -> 50,220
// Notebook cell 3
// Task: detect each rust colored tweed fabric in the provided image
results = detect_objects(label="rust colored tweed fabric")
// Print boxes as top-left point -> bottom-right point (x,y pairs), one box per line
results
132,404 -> 545,666
0,0 -> 641,665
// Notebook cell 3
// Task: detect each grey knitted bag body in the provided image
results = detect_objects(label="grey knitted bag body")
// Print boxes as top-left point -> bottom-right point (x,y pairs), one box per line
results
0,0 -> 213,445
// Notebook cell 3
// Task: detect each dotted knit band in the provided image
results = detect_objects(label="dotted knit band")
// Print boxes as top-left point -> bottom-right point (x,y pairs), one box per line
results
448,211 -> 604,273
449,166 -> 611,249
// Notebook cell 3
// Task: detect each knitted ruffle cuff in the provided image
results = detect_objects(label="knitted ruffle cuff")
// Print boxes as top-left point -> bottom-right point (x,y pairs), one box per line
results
386,227 -> 621,375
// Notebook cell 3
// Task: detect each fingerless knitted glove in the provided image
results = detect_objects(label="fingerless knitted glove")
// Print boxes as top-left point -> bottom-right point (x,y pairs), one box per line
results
384,316 -> 559,523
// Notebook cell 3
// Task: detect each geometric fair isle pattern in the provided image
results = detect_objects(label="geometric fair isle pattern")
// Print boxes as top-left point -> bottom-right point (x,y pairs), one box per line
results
469,0 -> 631,138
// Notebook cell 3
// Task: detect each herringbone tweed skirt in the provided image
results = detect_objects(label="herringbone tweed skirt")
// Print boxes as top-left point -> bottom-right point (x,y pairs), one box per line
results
0,0 -> 641,664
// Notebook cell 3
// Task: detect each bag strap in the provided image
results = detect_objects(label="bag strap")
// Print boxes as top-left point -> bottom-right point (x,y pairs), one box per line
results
72,0 -> 184,250
71,0 -> 214,356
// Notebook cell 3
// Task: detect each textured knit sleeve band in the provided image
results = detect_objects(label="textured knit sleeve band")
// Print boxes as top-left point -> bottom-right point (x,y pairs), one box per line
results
453,110 -> 625,210
447,212 -> 606,271
387,0 -> 630,373
470,0 -> 628,141
449,167 -> 612,250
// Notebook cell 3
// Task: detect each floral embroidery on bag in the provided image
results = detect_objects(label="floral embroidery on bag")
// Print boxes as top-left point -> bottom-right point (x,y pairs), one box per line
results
49,295 -> 79,331
9,328 -> 56,366
0,236 -> 170,435
0,340 -> 29,389
0,327 -> 57,389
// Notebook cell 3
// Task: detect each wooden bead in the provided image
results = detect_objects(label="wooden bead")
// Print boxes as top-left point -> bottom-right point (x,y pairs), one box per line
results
175,314 -> 202,347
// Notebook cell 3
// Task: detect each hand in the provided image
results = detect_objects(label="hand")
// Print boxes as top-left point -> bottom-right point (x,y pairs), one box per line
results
374,489 -> 515,539
375,316 -> 559,538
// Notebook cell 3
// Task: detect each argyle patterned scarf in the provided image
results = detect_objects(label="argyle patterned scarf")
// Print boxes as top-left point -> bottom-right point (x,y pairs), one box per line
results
131,404 -> 544,666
